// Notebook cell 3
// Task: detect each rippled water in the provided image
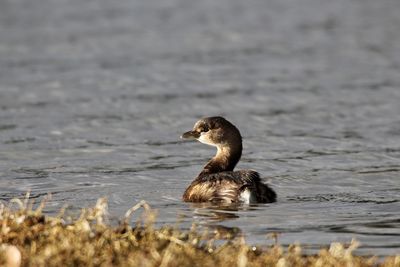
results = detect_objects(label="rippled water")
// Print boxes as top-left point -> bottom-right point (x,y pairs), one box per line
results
1,0 -> 400,256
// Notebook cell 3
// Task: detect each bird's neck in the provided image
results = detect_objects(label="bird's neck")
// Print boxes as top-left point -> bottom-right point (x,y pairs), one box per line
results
198,144 -> 242,177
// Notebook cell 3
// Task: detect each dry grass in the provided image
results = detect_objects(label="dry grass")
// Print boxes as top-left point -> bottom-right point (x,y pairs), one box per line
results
0,194 -> 399,267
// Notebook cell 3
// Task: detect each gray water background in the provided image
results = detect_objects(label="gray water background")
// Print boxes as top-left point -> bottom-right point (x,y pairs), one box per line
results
1,0 -> 400,256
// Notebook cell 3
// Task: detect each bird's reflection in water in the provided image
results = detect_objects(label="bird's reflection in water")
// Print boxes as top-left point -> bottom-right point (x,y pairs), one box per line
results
189,202 -> 262,220
186,202 -> 262,240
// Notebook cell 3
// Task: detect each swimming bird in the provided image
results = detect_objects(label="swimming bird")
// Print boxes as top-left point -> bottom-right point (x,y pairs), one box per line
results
181,116 -> 276,204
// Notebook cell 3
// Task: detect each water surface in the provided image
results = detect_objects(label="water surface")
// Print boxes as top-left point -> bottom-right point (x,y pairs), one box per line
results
1,0 -> 400,256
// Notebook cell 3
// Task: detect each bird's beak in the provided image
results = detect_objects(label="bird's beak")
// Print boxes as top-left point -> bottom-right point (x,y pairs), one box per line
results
180,130 -> 200,140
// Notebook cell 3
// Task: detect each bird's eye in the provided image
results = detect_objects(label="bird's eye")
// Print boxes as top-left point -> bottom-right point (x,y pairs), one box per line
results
198,127 -> 209,133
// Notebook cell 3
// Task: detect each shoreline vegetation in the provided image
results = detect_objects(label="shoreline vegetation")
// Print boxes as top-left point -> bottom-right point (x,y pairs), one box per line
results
0,195 -> 399,267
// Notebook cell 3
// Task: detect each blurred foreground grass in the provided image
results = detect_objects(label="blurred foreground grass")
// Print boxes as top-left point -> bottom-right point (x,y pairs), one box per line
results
0,195 -> 399,267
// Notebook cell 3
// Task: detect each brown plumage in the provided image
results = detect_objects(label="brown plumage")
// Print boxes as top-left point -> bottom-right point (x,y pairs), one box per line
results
181,116 -> 276,204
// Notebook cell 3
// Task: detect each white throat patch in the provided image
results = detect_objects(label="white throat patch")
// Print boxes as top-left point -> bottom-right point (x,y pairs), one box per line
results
197,132 -> 218,147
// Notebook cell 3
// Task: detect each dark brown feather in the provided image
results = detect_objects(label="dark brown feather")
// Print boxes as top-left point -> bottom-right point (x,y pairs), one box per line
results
183,170 -> 276,203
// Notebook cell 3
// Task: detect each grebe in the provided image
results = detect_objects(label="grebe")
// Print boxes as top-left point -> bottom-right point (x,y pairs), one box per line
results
181,116 -> 276,203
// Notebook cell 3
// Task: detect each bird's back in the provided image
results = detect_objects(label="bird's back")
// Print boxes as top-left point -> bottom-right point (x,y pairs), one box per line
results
183,170 -> 276,203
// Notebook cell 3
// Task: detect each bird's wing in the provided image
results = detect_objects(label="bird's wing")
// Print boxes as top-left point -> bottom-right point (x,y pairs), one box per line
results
183,171 -> 260,203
